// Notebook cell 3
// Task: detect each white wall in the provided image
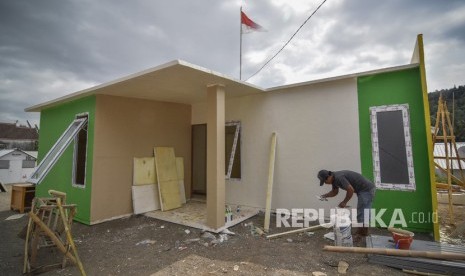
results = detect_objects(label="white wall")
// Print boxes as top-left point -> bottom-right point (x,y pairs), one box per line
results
0,150 -> 36,184
191,78 -> 361,213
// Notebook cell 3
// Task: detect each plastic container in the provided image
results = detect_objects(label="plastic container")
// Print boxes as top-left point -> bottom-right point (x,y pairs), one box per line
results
392,232 -> 414,250
332,209 -> 353,247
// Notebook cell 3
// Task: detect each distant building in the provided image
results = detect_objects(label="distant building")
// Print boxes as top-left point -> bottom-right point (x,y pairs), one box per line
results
0,121 -> 38,150
0,148 -> 37,184
434,142 -> 465,179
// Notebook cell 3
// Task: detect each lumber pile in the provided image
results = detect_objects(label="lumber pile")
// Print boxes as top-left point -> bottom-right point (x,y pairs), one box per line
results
132,147 -> 186,214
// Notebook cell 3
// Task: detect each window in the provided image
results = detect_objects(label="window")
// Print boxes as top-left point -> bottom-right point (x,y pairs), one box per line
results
22,160 -> 35,168
29,116 -> 88,184
0,160 -> 9,169
370,104 -> 415,191
225,121 -> 241,179
72,114 -> 88,186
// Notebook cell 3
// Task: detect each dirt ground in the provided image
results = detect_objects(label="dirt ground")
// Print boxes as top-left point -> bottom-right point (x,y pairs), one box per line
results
0,185 -> 464,276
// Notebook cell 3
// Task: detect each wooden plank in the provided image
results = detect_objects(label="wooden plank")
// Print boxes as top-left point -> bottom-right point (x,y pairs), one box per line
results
132,184 -> 160,214
176,157 -> 186,204
154,147 -> 181,211
266,223 -> 331,239
324,245 -> 465,261
264,132 -> 277,232
133,157 -> 157,185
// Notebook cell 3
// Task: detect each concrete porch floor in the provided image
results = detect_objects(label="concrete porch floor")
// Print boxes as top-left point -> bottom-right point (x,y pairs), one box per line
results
144,199 -> 259,233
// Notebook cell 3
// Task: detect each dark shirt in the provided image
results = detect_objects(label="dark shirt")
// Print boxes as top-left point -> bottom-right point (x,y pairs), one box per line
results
332,170 -> 375,194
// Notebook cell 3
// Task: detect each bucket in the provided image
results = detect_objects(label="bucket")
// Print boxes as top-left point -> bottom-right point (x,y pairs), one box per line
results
332,209 -> 353,247
392,232 -> 414,250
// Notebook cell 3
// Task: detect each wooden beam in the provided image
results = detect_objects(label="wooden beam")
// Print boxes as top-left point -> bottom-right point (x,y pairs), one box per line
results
28,212 -> 77,264
264,132 -> 277,232
266,223 -> 331,239
323,245 -> 465,261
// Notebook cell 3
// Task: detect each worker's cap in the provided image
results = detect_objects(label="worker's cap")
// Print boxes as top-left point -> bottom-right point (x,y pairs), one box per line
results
317,170 -> 331,186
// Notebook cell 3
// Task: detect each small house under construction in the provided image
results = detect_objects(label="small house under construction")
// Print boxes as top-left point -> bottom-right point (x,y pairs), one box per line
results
26,35 -> 438,238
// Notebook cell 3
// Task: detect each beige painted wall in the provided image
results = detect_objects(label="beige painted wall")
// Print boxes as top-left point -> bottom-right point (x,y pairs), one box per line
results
191,78 -> 360,212
91,95 -> 191,223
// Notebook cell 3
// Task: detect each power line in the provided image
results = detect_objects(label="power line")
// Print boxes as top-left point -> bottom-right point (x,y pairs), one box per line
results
245,0 -> 328,81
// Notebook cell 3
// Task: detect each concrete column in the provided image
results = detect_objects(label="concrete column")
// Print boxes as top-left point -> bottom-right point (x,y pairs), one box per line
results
206,84 -> 225,229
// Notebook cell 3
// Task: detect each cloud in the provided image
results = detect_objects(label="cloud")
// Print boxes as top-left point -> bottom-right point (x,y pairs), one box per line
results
0,0 -> 464,127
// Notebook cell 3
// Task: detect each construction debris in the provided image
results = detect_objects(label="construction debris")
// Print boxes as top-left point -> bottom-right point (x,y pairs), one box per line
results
266,223 -> 332,239
5,213 -> 26,220
337,261 -> 349,274
136,239 -> 156,246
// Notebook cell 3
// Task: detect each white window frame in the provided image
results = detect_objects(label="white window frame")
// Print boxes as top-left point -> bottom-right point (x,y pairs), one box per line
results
72,113 -> 89,188
370,104 -> 415,191
28,117 -> 88,184
225,121 -> 241,180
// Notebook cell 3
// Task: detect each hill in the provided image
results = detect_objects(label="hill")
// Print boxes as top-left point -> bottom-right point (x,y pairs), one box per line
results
428,85 -> 465,142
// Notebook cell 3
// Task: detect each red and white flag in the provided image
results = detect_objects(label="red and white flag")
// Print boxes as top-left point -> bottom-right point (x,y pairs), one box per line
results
241,11 -> 265,33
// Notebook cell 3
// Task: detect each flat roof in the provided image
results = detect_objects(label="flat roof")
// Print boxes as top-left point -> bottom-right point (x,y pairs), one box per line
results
25,60 -> 264,112
25,60 -> 420,112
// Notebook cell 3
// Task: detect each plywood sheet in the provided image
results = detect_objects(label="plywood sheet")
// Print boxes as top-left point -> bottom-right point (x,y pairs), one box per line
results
176,157 -> 186,204
133,157 -> 157,185
154,147 -> 181,211
154,147 -> 179,182
132,184 -> 160,214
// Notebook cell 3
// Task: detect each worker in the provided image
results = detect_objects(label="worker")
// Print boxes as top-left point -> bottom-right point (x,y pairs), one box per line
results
318,169 -> 376,238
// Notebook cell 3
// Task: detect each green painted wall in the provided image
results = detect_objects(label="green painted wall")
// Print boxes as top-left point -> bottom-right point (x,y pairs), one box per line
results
358,67 -> 434,232
37,96 -> 96,224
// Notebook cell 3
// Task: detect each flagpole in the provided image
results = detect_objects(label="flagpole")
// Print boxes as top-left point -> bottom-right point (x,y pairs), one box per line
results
239,6 -> 242,80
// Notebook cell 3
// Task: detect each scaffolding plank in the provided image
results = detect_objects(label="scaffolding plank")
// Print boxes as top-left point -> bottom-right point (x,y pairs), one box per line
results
154,147 -> 181,211
133,157 -> 157,185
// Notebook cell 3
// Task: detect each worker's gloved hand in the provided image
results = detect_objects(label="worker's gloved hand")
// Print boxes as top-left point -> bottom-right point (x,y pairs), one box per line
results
338,201 -> 347,208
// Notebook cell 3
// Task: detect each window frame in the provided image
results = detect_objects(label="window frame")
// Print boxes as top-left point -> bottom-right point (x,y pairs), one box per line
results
225,121 -> 241,180
370,104 -> 416,191
72,113 -> 89,188
28,116 -> 88,184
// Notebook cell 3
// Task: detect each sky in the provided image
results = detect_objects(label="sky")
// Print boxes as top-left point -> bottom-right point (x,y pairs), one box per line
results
1,0 -> 464,127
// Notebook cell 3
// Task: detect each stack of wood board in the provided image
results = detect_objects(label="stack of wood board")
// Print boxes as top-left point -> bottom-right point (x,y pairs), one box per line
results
132,147 -> 187,214
132,157 -> 160,214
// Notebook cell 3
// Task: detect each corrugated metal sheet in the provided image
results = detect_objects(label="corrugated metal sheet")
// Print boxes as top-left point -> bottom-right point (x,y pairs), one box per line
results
0,122 -> 38,140
434,142 -> 465,170
367,235 -> 465,275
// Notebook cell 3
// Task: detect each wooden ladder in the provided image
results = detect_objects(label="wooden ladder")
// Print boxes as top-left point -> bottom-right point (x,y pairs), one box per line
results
432,94 -> 465,224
